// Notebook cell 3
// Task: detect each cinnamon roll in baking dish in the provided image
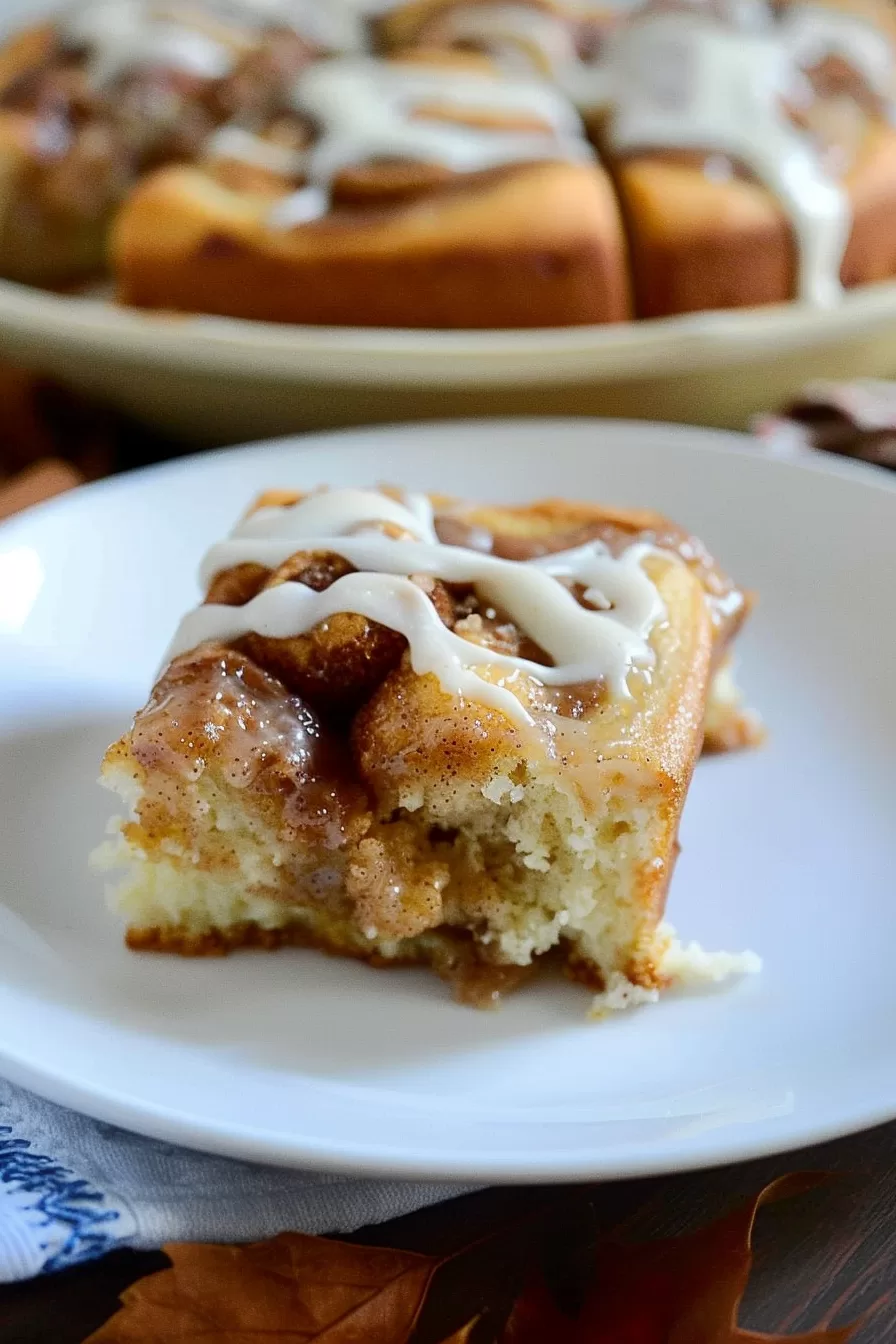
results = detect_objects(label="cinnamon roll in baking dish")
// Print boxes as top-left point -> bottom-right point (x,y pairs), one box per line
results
1,0 -> 896,324
94,485 -> 760,1011
0,0 -> 339,285
111,52 -> 632,327
601,0 -> 896,316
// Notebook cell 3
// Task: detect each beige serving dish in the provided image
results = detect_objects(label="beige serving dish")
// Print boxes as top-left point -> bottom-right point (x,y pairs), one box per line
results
3,275 -> 896,442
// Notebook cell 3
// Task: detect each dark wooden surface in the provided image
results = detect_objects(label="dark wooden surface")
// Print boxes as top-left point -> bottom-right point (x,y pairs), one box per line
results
1,1120 -> 894,1343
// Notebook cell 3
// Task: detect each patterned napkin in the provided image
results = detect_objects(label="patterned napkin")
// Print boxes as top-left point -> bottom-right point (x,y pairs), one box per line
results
0,1078 -> 469,1282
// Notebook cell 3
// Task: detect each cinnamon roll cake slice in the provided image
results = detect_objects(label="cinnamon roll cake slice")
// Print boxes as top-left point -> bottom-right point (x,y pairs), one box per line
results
94,486 -> 760,1011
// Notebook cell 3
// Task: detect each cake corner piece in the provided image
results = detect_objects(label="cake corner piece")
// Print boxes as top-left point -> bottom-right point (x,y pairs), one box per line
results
94,484 -> 761,1011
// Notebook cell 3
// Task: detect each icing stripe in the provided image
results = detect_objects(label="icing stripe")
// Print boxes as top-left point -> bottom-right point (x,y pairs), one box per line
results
606,12 -> 851,306
167,488 -> 666,727
268,56 -> 594,225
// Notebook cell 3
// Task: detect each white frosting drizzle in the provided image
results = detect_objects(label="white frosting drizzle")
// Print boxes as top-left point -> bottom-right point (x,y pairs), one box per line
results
268,56 -> 594,227
234,486 -> 440,543
166,488 -> 665,728
206,123 -> 307,174
781,4 -> 896,107
417,2 -> 622,112
429,4 -> 582,77
58,0 -> 363,88
373,0 -> 856,305
92,0 -> 873,310
415,3 -> 620,112
606,11 -> 851,305
60,0 -> 238,84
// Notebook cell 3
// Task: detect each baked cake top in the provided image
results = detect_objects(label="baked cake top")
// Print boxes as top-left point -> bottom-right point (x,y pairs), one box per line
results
170,485 -> 669,727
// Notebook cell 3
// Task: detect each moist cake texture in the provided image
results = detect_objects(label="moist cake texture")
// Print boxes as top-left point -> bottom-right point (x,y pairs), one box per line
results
95,486 -> 761,1009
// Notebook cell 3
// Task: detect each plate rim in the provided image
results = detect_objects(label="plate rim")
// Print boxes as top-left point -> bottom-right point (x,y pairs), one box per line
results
0,1045 -> 894,1181
4,276 -> 896,384
3,415 -> 896,543
2,416 -> 895,1181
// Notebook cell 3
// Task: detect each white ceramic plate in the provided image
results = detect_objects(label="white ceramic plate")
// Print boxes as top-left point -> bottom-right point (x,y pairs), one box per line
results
4,278 -> 896,441
1,420 -> 894,1181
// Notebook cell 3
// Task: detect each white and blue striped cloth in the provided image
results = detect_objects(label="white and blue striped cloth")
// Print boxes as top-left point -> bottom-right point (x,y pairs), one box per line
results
0,1078 -> 468,1282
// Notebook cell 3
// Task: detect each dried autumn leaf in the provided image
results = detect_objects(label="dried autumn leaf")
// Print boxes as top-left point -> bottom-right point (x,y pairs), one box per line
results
501,1269 -> 577,1342
438,1318 -> 480,1342
83,1175 -> 864,1344
735,1332 -> 857,1342
84,1232 -> 440,1343
572,1173 -> 858,1344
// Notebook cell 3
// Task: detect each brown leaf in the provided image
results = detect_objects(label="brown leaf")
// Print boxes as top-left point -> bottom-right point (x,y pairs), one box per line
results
83,1176 -> 865,1344
501,1269 -> 577,1342
84,1232 -> 440,1343
735,1332 -> 857,1342
438,1318 -> 480,1343
572,1174 -> 858,1344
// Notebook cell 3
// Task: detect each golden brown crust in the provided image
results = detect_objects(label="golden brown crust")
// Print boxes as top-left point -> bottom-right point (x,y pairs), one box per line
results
240,550 -> 409,712
0,112 -> 121,286
126,917 -> 388,959
608,156 -> 795,318
609,125 -> 896,318
841,123 -> 896,285
702,706 -> 766,754
205,561 -> 269,606
2,2 -> 896,321
0,14 -> 321,287
111,158 -> 632,327
120,642 -> 372,860
125,917 -> 536,1006
0,22 -> 56,99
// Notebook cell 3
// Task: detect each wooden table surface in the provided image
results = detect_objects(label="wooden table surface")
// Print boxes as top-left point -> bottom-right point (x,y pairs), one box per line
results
1,1119 -> 895,1342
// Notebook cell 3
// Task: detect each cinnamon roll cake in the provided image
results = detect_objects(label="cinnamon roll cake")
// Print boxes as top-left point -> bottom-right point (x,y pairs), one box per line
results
2,0 -> 896,322
111,51 -> 631,327
0,0 -> 345,285
95,486 -> 761,1010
